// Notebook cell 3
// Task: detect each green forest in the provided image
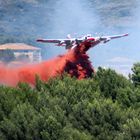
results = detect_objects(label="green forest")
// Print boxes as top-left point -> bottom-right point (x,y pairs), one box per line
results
0,63 -> 140,140
0,0 -> 140,139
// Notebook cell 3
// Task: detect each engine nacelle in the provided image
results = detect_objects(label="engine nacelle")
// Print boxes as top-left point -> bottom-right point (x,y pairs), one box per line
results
103,37 -> 111,43
57,41 -> 65,46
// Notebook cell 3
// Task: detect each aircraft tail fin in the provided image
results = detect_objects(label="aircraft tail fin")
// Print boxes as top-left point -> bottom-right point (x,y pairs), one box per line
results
67,34 -> 71,39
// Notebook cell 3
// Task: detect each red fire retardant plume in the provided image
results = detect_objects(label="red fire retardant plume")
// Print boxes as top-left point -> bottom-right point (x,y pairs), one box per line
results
0,43 -> 94,86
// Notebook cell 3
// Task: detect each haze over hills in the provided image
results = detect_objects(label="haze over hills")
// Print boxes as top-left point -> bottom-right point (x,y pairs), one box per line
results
1,2 -> 140,139
0,0 -> 137,45
0,0 -> 139,76
0,0 -> 55,45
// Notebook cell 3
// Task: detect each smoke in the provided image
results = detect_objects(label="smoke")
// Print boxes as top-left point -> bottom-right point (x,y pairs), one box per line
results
37,0 -> 99,59
0,0 -> 140,77
87,0 -> 140,76
0,0 -> 99,58
0,43 -> 94,87
48,0 -> 98,36
37,0 -> 140,76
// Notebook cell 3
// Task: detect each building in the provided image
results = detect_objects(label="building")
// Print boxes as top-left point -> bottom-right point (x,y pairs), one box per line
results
0,43 -> 42,63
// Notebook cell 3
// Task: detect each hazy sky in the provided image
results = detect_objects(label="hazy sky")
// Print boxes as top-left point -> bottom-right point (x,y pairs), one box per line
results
1,0 -> 140,76
42,0 -> 140,76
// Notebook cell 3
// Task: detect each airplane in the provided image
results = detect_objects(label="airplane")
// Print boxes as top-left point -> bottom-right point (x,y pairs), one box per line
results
36,33 -> 128,50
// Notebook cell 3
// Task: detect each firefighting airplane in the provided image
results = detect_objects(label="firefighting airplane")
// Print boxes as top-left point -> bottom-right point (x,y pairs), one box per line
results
36,33 -> 128,49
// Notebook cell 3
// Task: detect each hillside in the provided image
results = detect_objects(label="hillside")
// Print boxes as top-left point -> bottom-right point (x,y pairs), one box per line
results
0,66 -> 140,139
0,1 -> 140,139
0,0 -> 138,45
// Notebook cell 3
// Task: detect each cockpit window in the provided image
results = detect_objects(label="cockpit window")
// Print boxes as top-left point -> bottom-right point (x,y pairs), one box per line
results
86,34 -> 92,37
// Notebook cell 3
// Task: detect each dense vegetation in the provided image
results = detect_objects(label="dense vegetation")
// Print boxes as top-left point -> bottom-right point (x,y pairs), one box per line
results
0,1 -> 139,139
0,63 -> 140,140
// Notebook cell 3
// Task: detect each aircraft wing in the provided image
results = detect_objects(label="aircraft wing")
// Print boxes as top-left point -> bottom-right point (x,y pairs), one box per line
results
107,33 -> 128,39
99,33 -> 128,43
36,38 -> 78,44
36,39 -> 63,43
101,33 -> 128,40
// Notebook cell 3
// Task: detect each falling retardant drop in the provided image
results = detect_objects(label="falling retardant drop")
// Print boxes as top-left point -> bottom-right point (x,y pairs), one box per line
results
0,43 -> 94,87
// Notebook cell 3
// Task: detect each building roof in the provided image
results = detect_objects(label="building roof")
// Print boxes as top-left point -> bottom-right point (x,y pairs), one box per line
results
0,43 -> 41,50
